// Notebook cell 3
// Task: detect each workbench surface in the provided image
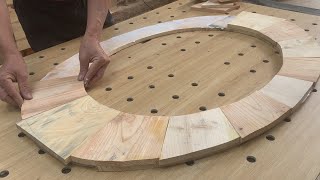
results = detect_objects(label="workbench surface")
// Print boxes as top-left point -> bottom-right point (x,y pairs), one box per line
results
1,0 -> 320,179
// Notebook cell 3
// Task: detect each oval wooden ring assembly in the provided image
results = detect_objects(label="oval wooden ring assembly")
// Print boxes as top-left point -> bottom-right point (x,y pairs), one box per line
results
17,12 -> 320,171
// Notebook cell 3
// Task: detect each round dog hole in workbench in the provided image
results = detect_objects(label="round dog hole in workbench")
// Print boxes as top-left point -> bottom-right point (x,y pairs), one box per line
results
87,30 -> 282,116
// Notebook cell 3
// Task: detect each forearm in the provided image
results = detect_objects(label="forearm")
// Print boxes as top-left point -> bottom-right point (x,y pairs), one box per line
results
0,0 -> 19,59
85,0 -> 111,40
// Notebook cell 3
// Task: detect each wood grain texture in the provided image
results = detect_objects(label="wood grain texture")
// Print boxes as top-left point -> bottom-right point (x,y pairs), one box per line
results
201,1 -> 236,8
260,75 -> 314,109
21,76 -> 87,119
278,57 -> 320,82
191,2 -> 240,13
17,96 -> 120,164
160,108 -> 240,166
260,20 -> 309,43
221,91 -> 291,142
42,16 -> 233,80
281,43 -> 320,58
228,11 -> 285,31
227,11 -> 287,46
71,114 -> 169,171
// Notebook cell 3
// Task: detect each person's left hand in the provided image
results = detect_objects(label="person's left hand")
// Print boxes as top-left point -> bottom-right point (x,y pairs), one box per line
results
78,35 -> 110,88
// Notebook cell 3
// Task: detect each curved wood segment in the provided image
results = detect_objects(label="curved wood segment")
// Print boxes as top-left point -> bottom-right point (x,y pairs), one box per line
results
260,75 -> 314,110
71,114 -> 169,171
42,16 -> 234,81
228,11 -> 285,31
228,11 -> 320,56
17,96 -> 120,164
278,58 -> 320,82
160,108 -> 240,166
21,76 -> 86,119
259,20 -> 309,43
221,91 -> 291,142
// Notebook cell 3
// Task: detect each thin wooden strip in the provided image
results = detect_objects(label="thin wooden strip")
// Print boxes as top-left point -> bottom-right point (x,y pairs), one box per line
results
260,75 -> 314,110
191,2 -> 240,13
278,57 -> 320,82
17,96 -> 120,164
21,76 -> 87,119
221,91 -> 291,142
71,113 -> 168,171
159,108 -> 240,166
201,1 -> 236,8
42,16 -> 233,80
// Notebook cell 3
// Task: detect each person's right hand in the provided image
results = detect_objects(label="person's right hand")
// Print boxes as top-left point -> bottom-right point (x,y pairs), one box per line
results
0,53 -> 32,107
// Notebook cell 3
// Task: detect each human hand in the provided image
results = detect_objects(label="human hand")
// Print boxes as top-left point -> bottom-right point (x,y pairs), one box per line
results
0,54 -> 32,107
78,35 -> 110,88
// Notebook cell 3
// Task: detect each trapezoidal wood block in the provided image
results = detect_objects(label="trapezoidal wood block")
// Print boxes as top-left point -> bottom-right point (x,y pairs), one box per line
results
278,58 -> 320,82
16,14 -> 319,171
221,91 -> 291,142
17,96 -> 121,164
21,76 -> 86,119
259,75 -> 314,111
71,114 -> 169,171
160,108 -> 240,166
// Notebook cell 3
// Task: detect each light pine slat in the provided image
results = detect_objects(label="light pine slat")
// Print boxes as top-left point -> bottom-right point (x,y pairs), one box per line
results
281,44 -> 320,58
17,96 -> 120,164
228,11 -> 285,31
42,16 -> 233,80
278,57 -> 320,82
71,114 -> 169,171
160,108 -> 240,166
260,75 -> 314,109
191,2 -> 240,14
259,20 -> 310,43
227,11 -> 287,46
201,1 -> 236,8
278,37 -> 316,49
221,91 -> 291,142
21,76 -> 87,119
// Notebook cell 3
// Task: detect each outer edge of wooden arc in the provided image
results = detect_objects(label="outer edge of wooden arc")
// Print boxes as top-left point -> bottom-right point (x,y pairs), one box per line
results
16,12 -> 319,171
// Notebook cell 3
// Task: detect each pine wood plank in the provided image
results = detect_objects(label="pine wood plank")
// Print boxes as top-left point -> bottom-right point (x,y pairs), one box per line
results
71,114 -> 169,171
278,57 -> 320,82
160,108 -> 240,166
260,20 -> 310,43
21,76 -> 87,119
202,1 -> 236,8
281,44 -> 320,58
221,91 -> 291,142
260,75 -> 314,109
191,2 -> 240,13
228,11 -> 286,31
17,96 -> 120,164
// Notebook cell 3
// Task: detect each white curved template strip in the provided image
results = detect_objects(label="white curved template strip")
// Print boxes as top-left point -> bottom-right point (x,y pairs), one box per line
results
43,16 -> 234,81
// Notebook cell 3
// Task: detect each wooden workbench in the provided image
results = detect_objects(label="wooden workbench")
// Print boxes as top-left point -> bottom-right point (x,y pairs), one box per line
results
1,0 -> 320,179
